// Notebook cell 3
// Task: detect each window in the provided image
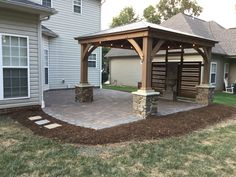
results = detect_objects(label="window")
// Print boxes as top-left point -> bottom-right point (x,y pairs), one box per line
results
73,0 -> 82,14
44,49 -> 49,85
42,0 -> 52,7
0,35 -> 29,99
88,53 -> 96,68
224,63 -> 229,79
210,62 -> 217,85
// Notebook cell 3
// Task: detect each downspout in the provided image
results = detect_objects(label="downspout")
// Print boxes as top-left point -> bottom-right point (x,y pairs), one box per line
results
38,15 -> 51,108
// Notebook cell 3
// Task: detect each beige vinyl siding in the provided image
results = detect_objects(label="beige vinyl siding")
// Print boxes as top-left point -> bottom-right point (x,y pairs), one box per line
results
42,0 -> 101,89
0,8 -> 40,109
110,57 -> 141,87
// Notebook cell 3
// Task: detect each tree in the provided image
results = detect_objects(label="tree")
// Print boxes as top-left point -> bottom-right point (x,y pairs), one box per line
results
110,7 -> 139,28
144,0 -> 202,23
143,5 -> 161,24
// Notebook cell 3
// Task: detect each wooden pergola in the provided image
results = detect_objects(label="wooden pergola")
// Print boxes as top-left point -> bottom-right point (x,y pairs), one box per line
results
75,22 -> 217,92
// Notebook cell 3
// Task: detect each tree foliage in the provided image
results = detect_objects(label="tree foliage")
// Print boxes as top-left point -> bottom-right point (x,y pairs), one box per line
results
110,7 -> 139,28
144,0 -> 202,23
143,5 -> 161,24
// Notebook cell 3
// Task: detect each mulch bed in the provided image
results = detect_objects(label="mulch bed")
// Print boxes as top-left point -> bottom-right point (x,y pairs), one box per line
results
4,104 -> 236,145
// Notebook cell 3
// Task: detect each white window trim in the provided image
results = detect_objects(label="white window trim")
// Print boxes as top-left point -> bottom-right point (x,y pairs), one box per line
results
41,0 -> 53,8
0,33 -> 30,100
73,0 -> 82,14
88,53 -> 97,68
44,49 -> 49,85
224,63 -> 229,79
210,62 -> 217,85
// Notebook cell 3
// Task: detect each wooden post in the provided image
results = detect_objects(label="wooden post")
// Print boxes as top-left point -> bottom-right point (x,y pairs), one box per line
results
202,47 -> 212,84
165,49 -> 168,90
141,37 -> 153,90
80,44 -> 88,84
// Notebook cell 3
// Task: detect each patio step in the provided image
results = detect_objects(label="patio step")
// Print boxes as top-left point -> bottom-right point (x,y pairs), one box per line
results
35,119 -> 50,125
44,123 -> 62,129
28,116 -> 42,121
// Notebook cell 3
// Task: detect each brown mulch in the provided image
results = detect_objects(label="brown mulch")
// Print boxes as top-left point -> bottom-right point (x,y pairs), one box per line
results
4,104 -> 236,145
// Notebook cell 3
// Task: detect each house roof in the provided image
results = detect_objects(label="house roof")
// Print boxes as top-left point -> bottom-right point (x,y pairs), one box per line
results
106,13 -> 236,58
42,25 -> 58,38
0,0 -> 56,18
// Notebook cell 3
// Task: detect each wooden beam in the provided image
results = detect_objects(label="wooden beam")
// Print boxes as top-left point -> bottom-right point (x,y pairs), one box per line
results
80,44 -> 88,84
141,37 -> 153,90
78,31 -> 149,44
84,45 -> 98,60
82,44 -> 92,60
127,39 -> 144,61
194,47 -> 207,60
150,30 -> 216,47
202,47 -> 212,84
151,40 -> 165,58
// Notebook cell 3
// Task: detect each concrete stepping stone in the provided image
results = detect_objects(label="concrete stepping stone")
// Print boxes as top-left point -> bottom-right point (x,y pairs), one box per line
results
44,123 -> 62,129
35,119 -> 50,125
28,116 -> 42,121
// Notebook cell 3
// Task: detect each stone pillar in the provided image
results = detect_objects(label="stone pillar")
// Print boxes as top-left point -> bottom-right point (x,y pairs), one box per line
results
196,85 -> 215,105
132,90 -> 160,118
75,84 -> 93,102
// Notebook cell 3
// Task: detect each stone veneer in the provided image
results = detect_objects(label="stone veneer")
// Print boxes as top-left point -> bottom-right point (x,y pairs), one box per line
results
132,90 -> 159,118
75,84 -> 93,102
196,85 -> 215,105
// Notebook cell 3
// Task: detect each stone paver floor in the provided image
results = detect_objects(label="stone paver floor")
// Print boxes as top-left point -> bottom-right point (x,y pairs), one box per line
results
43,89 -> 203,130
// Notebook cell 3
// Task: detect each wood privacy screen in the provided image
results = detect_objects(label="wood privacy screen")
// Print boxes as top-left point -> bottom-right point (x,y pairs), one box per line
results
177,62 -> 202,98
151,62 -> 167,94
151,62 -> 201,98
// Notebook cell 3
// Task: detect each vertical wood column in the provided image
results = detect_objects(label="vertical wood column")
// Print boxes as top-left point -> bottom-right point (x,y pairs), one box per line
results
202,47 -> 212,85
141,37 -> 153,90
80,44 -> 88,84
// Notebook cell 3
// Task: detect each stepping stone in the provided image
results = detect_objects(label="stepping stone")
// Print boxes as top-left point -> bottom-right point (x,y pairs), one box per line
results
44,123 -> 62,129
28,116 -> 42,121
35,119 -> 50,125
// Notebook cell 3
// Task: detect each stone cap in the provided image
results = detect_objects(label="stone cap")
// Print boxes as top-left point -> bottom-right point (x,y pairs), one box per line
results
75,83 -> 94,88
196,84 -> 215,89
132,89 -> 160,96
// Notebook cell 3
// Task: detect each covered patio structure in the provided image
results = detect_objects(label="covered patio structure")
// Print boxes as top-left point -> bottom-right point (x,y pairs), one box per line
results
75,21 -> 217,118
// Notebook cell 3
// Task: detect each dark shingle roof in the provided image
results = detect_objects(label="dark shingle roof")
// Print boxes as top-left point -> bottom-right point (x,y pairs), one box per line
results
42,25 -> 58,38
106,13 -> 236,58
1,0 -> 56,16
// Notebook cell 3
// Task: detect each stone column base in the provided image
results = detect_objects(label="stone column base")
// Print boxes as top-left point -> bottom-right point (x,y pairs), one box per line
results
75,84 -> 93,102
196,84 -> 215,105
132,90 -> 160,118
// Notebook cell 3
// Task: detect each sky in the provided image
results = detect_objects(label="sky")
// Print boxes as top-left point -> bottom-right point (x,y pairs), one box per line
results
101,0 -> 236,29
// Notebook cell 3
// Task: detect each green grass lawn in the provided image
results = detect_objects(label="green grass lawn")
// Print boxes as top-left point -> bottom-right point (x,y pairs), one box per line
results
102,85 -> 137,92
103,85 -> 236,107
214,92 -> 236,106
1,115 -> 236,177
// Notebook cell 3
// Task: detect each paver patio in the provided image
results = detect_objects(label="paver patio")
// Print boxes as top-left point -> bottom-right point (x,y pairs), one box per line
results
43,89 -> 203,130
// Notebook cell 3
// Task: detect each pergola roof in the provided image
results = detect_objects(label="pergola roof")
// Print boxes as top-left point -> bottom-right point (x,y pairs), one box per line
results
75,21 -> 218,49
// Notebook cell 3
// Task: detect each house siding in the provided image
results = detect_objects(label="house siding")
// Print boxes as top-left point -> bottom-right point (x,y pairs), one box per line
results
42,0 -> 102,89
0,8 -> 41,109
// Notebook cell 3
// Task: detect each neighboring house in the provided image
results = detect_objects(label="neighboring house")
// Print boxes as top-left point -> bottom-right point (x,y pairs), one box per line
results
106,13 -> 236,91
37,0 -> 102,90
0,0 -> 55,109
